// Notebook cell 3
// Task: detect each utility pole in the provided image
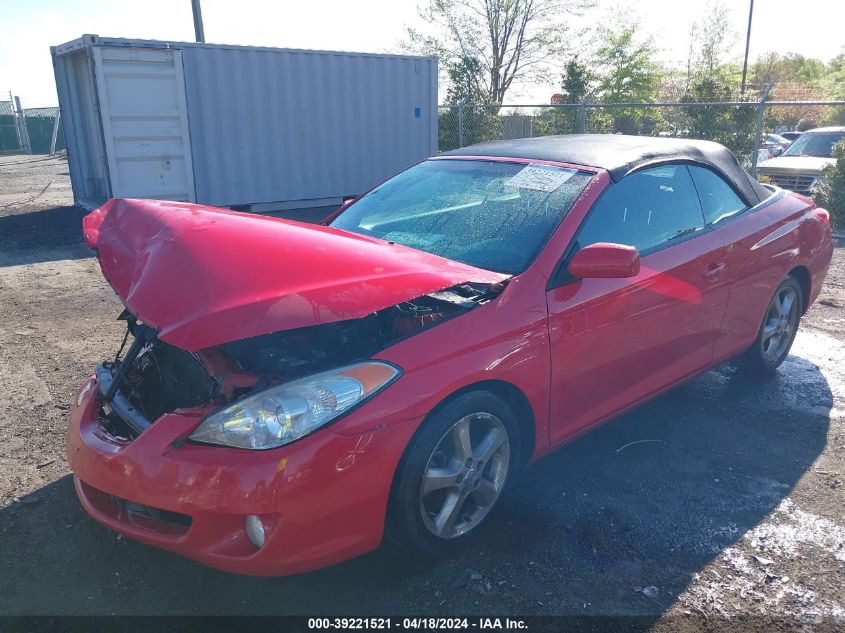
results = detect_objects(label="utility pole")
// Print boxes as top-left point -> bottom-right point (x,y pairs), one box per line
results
740,0 -> 754,94
191,0 -> 206,43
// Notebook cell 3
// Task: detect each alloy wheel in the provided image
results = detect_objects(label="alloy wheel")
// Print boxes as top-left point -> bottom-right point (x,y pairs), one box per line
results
419,412 -> 510,539
761,285 -> 799,363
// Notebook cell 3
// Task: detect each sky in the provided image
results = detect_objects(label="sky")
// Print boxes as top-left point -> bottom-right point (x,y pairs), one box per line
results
1,0 -> 843,107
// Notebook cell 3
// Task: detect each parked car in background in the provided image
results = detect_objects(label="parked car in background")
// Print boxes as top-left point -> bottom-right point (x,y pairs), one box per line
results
780,131 -> 803,143
758,147 -> 775,164
68,135 -> 832,576
762,133 -> 791,157
757,127 -> 845,195
756,133 -> 792,164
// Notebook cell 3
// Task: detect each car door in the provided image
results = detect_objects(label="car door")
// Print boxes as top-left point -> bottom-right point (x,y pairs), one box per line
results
686,165 -> 811,362
545,164 -> 731,445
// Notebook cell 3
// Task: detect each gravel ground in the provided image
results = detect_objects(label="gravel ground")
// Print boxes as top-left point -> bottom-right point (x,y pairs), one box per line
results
1,155 -> 844,630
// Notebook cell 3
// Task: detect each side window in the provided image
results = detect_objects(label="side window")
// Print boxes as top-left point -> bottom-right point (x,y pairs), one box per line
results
689,166 -> 748,225
575,165 -> 706,254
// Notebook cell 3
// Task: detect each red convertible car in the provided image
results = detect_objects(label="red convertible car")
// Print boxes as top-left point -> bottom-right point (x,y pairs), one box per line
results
68,135 -> 833,575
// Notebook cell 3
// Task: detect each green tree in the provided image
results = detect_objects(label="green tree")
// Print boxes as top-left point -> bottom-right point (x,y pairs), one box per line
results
751,52 -> 826,88
535,56 -> 593,136
594,23 -> 658,104
591,15 -> 660,134
819,51 -> 845,125
821,51 -> 845,100
561,56 -> 592,104
439,55 -> 501,150
680,3 -> 755,161
694,2 -> 732,78
445,55 -> 488,104
814,139 -> 845,228
682,77 -> 756,162
748,49 -> 839,129
407,0 -> 591,104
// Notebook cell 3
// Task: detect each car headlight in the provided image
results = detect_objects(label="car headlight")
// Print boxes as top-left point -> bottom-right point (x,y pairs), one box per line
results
189,361 -> 401,449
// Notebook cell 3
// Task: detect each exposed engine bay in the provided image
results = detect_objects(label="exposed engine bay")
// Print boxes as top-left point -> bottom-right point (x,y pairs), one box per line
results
97,282 -> 504,441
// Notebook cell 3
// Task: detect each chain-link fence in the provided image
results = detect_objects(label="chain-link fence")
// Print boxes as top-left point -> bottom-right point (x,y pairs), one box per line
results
0,96 -> 65,156
438,100 -> 845,176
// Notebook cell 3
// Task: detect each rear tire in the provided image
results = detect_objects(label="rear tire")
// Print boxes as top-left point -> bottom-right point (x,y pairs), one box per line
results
386,391 -> 519,556
738,275 -> 802,375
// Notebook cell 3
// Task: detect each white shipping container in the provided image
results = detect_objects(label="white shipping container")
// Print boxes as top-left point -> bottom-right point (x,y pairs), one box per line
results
51,35 -> 438,211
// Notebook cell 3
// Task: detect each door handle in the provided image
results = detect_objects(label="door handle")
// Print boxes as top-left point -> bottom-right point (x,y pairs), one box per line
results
703,262 -> 726,282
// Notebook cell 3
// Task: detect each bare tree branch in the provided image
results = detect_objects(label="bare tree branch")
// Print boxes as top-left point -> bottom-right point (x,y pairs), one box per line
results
407,0 -> 593,104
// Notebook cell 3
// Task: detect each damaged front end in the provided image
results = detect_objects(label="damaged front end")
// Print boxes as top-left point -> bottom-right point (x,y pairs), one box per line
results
96,282 -> 504,444
86,198 -> 509,445
95,312 -> 218,440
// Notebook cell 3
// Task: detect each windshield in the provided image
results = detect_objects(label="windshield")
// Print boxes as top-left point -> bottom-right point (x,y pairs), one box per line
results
782,131 -> 845,157
330,159 -> 594,274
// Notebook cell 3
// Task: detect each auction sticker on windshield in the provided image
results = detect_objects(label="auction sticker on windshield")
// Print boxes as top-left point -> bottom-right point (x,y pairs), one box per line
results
504,164 -> 577,192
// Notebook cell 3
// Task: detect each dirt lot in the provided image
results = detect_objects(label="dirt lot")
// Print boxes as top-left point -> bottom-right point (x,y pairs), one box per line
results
1,155 -> 844,629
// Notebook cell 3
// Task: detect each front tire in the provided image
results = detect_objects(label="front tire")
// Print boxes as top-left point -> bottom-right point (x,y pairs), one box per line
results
387,391 -> 519,555
739,275 -> 803,375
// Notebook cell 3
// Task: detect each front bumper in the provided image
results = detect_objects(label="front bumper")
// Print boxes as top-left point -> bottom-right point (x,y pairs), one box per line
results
66,376 -> 420,576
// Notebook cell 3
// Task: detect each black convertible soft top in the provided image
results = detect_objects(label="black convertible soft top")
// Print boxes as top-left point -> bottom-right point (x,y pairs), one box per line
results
444,134 -> 771,204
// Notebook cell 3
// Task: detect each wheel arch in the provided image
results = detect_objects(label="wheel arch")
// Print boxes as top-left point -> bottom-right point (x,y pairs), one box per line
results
446,380 -> 537,468
403,379 -> 537,471
787,265 -> 811,313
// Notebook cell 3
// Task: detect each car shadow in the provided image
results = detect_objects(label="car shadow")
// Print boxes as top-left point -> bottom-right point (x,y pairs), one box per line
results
0,205 -> 91,267
0,353 -> 832,622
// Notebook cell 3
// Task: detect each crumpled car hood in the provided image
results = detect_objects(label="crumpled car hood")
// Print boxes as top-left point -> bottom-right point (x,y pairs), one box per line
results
84,199 -> 507,351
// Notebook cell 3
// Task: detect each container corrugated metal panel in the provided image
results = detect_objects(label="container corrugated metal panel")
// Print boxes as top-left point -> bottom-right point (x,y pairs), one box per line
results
181,46 -> 437,207
92,46 -> 194,201
51,35 -> 438,210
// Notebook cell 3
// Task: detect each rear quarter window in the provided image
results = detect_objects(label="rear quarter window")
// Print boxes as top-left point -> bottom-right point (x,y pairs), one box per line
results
689,166 -> 749,225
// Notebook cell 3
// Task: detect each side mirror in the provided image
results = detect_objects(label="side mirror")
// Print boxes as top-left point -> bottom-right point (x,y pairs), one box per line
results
567,242 -> 640,279
772,146 -> 784,157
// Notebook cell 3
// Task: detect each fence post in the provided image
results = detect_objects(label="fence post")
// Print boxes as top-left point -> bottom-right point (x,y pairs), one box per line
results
49,110 -> 62,155
578,101 -> 588,134
458,103 -> 465,147
750,85 -> 773,177
13,96 -> 32,155
8,91 -> 22,152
